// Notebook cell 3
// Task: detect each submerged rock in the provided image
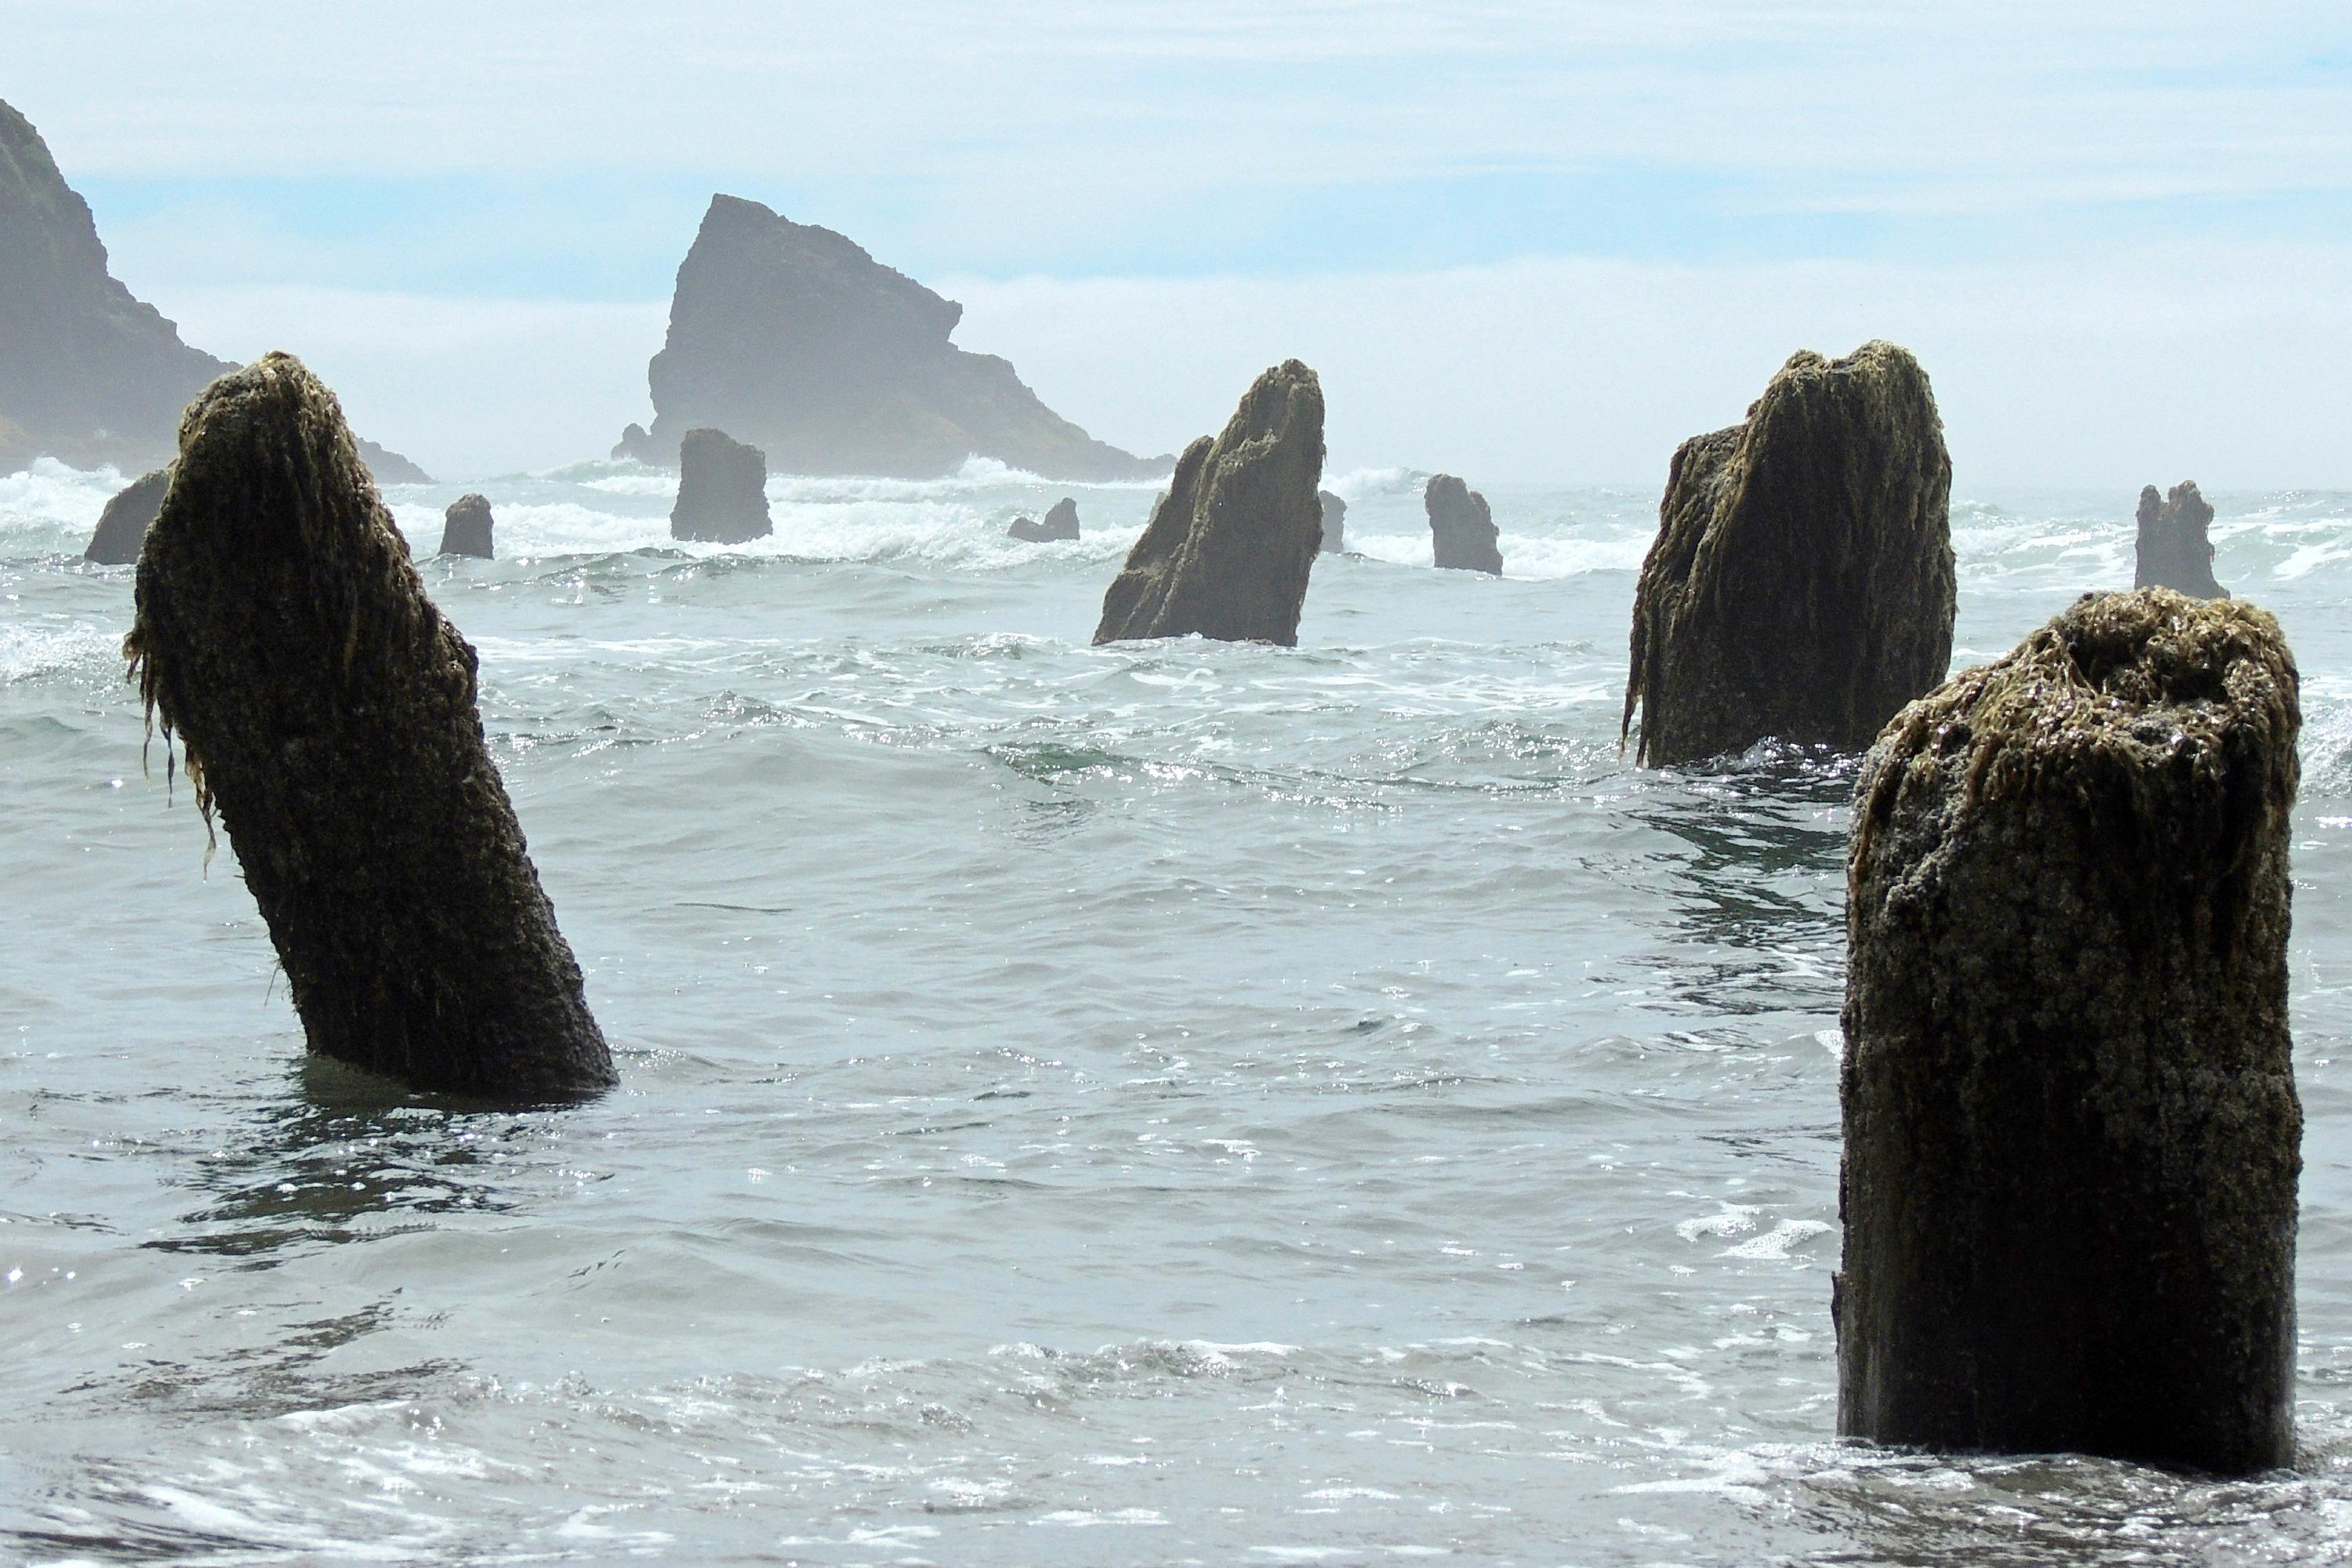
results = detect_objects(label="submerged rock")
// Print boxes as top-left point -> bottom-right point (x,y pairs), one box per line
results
644,194 -> 1167,481
670,427 -> 771,543
438,493 -> 494,558
122,353 -> 613,1101
1318,489 -> 1346,554
2136,481 -> 2227,599
1425,475 -> 1500,573
1623,340 -> 1954,767
82,465 -> 170,564
1009,496 -> 1080,543
1094,361 -> 1325,646
1839,588 -> 2301,1474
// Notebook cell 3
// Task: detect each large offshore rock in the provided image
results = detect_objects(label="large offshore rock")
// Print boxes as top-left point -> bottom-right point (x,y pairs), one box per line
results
2136,480 -> 2228,599
1838,588 -> 2301,1474
641,194 -> 1166,481
670,427 -> 772,543
1093,361 -> 1325,646
0,98 -> 428,482
1318,488 -> 1347,554
82,465 -> 170,564
438,492 -> 495,558
1425,474 -> 1501,573
123,354 -> 613,1101
1009,496 -> 1080,542
1623,341 -> 1954,766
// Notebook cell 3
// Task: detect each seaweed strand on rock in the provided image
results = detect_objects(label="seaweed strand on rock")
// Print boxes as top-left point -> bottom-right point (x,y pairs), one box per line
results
123,352 -> 614,1102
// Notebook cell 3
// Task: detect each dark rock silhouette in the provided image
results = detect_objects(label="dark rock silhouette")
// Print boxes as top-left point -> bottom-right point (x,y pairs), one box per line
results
670,427 -> 771,543
1623,340 -> 1954,767
123,353 -> 613,1101
83,465 -> 170,564
2135,481 -> 2228,599
1425,475 -> 1501,573
612,422 -> 654,463
1009,496 -> 1080,543
1840,588 -> 2301,1475
1094,361 -> 1324,646
438,493 -> 494,559
639,194 -> 1167,481
1318,489 -> 1346,554
0,99 -> 429,483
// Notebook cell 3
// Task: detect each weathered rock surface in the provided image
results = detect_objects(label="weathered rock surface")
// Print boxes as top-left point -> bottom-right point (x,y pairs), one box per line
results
1623,340 -> 1955,766
1318,489 -> 1346,554
0,98 -> 429,483
2136,480 -> 2228,599
670,427 -> 771,543
1009,496 -> 1080,543
124,353 -> 613,1101
1094,361 -> 1324,646
438,493 -> 494,558
1425,475 -> 1500,573
83,465 -> 170,564
1838,588 -> 2301,1474
637,194 -> 1167,481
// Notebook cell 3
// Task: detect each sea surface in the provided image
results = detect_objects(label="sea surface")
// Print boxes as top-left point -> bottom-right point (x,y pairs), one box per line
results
4,458 -> 2351,1566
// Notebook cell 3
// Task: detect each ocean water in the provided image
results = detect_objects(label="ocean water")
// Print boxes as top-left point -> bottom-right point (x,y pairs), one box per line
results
4,456 -> 2351,1566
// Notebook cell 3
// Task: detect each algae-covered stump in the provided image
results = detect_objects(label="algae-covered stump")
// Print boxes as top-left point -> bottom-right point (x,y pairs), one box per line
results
1838,587 -> 2301,1474
438,492 -> 494,558
1094,360 -> 1325,645
671,426 -> 772,543
125,353 -> 614,1101
2136,480 -> 2228,599
1623,340 -> 1954,767
84,466 -> 170,564
1425,474 -> 1501,573
1318,488 -> 1346,554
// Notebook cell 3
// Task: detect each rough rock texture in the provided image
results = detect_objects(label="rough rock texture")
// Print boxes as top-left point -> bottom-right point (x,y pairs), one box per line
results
1623,341 -> 1955,767
83,465 -> 170,564
1094,361 -> 1325,646
1318,489 -> 1347,554
670,427 -> 771,543
640,194 -> 1167,481
123,354 -> 613,1101
438,493 -> 494,559
0,99 -> 429,483
1425,475 -> 1501,573
1009,496 -> 1080,543
1838,588 -> 2301,1474
2136,481 -> 2228,599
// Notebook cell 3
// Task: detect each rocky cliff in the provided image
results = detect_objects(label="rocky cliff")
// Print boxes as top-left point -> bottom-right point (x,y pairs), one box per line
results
637,194 -> 1164,481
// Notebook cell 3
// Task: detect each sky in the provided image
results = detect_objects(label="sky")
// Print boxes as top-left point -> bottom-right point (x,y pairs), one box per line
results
7,1 -> 2350,484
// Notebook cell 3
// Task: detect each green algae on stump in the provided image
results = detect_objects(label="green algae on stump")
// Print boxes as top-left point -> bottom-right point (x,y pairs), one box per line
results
1094,361 -> 1325,646
124,353 -> 614,1101
1838,587 -> 2301,1473
1623,341 -> 1955,767
2136,480 -> 2228,599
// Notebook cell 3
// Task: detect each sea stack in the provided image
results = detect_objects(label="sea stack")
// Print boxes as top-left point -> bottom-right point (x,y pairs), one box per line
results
1425,475 -> 1501,573
1623,340 -> 1954,767
437,493 -> 494,558
123,354 -> 613,1101
1009,496 -> 1080,542
2136,481 -> 2228,599
670,427 -> 772,543
82,466 -> 170,564
1838,588 -> 2301,1475
1318,489 -> 1347,554
1093,361 -> 1325,646
612,423 -> 654,463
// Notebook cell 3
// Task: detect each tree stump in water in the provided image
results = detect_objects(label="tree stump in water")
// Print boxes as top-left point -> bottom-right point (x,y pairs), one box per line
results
125,353 -> 615,1102
1838,587 -> 2301,1474
2135,480 -> 2227,599
1623,340 -> 1954,766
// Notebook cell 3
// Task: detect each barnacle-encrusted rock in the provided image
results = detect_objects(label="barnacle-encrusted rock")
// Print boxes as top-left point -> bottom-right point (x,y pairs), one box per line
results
2136,481 -> 2228,599
1093,361 -> 1325,646
1623,341 -> 1954,766
437,492 -> 494,558
1838,588 -> 2301,1474
1009,496 -> 1080,542
1318,488 -> 1346,554
670,426 -> 771,543
82,465 -> 170,564
1425,475 -> 1499,573
123,353 -> 613,1102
